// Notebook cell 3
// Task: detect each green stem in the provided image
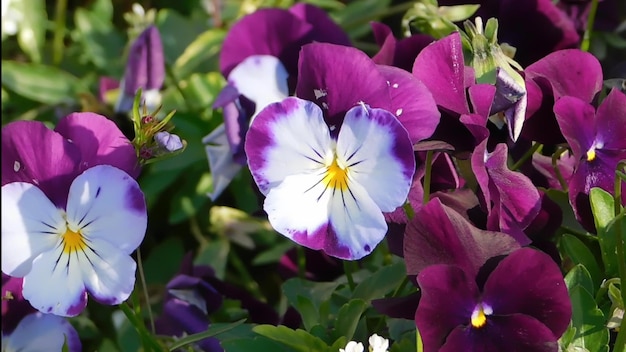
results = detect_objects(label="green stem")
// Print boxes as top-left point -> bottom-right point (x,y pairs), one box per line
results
344,261 -> 356,292
136,247 -> 155,334
52,0 -> 67,65
164,63 -> 193,112
422,150 -> 434,205
613,161 -> 626,352
511,143 -> 543,171
580,0 -> 599,52
228,250 -> 263,298
119,302 -> 162,351
552,147 -> 569,191
297,245 -> 306,279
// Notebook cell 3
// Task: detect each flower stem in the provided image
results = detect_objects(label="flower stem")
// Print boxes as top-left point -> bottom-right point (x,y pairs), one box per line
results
580,0 -> 599,52
136,247 -> 155,333
297,245 -> 306,279
52,0 -> 67,65
511,143 -> 543,171
552,147 -> 569,191
613,161 -> 626,352
344,261 -> 356,292
422,150 -> 434,205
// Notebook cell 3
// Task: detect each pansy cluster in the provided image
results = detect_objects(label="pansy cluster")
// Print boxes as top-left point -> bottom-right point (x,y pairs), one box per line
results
1,0 -> 625,351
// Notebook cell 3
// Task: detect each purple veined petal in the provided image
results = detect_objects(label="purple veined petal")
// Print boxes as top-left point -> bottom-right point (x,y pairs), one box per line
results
296,43 -> 392,127
219,8 -> 312,78
441,314 -> 559,352
595,88 -> 626,150
413,32 -> 470,115
203,124 -> 245,201
55,112 -> 141,178
468,83 -> 496,119
121,25 -> 165,95
525,49 -> 603,103
404,198 -> 520,277
79,237 -> 137,305
1,182 -> 64,278
288,3 -> 351,46
377,65 -> 441,144
481,248 -> 572,339
4,313 -> 82,352
65,165 -> 147,254
491,68 -> 527,141
155,131 -> 184,152
1,121 -> 81,207
553,95 -> 597,159
336,103 -> 415,212
245,97 -> 333,195
22,244 -> 88,317
568,150 -> 626,212
483,143 -> 539,245
227,55 -> 289,118
371,22 -> 397,67
415,264 -> 479,352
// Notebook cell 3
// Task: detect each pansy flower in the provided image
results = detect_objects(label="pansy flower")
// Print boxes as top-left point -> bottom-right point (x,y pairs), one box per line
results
554,88 -> 626,230
1,165 -> 147,317
370,22 -> 434,72
203,4 -> 351,200
1,313 -> 81,352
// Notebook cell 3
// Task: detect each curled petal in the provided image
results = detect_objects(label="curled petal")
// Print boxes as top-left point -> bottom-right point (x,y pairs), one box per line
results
4,313 -> 81,352
203,124 -> 244,200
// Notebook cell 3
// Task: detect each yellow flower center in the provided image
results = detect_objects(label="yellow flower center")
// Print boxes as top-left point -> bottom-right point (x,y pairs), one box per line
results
63,228 -> 86,254
586,149 -> 596,162
323,158 -> 349,191
470,303 -> 492,329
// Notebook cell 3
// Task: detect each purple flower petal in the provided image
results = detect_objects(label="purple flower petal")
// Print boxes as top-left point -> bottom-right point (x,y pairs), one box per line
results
55,112 -> 140,178
377,65 -> 440,144
371,22 -> 433,72
288,3 -> 351,47
155,131 -> 184,152
416,264 -> 479,352
296,43 -> 392,127
404,198 -> 520,277
413,32 -> 470,115
595,88 -> 626,151
482,248 -> 572,338
1,121 -> 81,207
2,275 -> 36,334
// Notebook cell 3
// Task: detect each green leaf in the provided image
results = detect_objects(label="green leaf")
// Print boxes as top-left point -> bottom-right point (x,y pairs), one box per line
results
195,239 -> 230,280
560,234 -> 603,289
156,9 -> 212,64
333,299 -> 368,341
143,237 -> 184,285
597,213 -> 625,278
73,7 -> 125,73
168,319 -> 246,351
252,240 -> 295,266
564,264 -> 595,296
1,61 -> 86,105
590,187 -> 615,231
332,0 -> 392,39
567,286 -> 610,352
352,261 -> 406,301
221,336 -> 295,352
173,29 -> 226,78
296,295 -> 320,331
17,0 -> 47,63
282,278 -> 341,329
253,325 -> 330,352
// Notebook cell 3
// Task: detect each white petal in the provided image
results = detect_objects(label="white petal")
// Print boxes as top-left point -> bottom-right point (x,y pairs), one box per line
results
246,98 -> 333,194
202,124 -> 244,200
65,165 -> 147,254
336,105 -> 414,212
228,55 -> 289,118
1,182 -> 64,277
5,313 -> 81,352
80,237 -> 137,305
22,245 -> 87,317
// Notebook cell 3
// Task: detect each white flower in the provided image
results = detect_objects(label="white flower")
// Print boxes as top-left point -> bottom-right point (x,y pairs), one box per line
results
340,341 -> 364,352
368,334 -> 390,352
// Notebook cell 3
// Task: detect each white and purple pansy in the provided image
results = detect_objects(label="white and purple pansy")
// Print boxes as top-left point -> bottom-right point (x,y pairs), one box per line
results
1,312 -> 82,352
245,97 -> 415,260
1,165 -> 147,317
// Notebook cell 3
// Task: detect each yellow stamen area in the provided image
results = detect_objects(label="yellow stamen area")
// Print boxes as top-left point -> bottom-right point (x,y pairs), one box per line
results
586,149 -> 596,162
471,306 -> 488,329
323,158 -> 349,191
63,228 -> 86,254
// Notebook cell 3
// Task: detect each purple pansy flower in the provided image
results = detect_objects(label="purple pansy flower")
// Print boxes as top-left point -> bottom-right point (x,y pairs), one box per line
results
115,25 -> 165,114
370,22 -> 434,72
1,312 -> 81,352
204,4 -> 351,200
554,88 -> 626,230
2,274 -> 35,334
416,248 -> 572,352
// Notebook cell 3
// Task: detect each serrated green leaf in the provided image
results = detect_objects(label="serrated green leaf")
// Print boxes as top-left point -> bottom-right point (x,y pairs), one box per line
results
333,299 -> 367,341
560,234 -> 603,289
352,261 -> 406,301
173,29 -> 226,78
17,0 -> 47,63
568,286 -> 610,352
1,61 -> 85,105
564,264 -> 595,296
590,187 -> 615,231
253,325 -> 330,352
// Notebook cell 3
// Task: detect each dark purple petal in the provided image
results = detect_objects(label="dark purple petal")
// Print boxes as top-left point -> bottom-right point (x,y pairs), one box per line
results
2,275 -> 36,334
482,248 -> 572,338
413,32 -> 470,115
416,265 -> 478,352
468,84 -> 496,119
525,49 -> 602,103
296,43 -> 391,127
531,152 -> 575,190
521,76 -> 566,145
121,25 -> 164,94
1,121 -> 81,207
371,22 -> 433,72
553,96 -> 596,159
377,65 -> 440,144
441,314 -> 559,352
596,88 -> 626,150
155,299 -> 223,352
55,112 -> 140,178
372,291 -> 421,320
404,198 -> 520,277
219,9 -> 311,78
288,3 -> 351,46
